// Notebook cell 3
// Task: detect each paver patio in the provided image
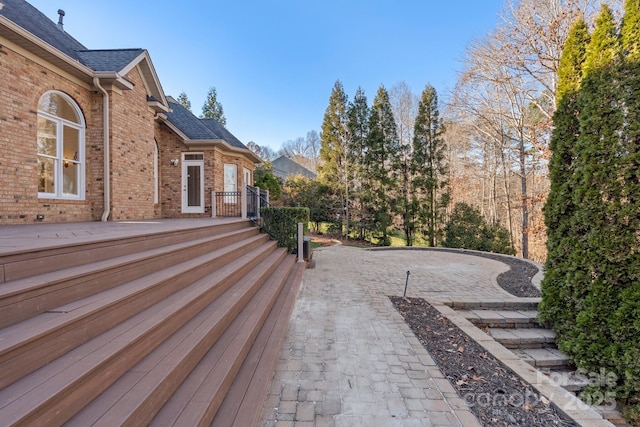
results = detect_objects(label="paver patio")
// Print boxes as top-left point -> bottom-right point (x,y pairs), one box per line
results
260,244 -> 528,427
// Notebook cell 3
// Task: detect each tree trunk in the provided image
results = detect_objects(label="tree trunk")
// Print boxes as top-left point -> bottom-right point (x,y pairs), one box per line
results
499,133 -> 515,251
519,133 -> 529,259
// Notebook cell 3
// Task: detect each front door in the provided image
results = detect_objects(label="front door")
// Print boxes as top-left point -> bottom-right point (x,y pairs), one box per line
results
182,153 -> 204,213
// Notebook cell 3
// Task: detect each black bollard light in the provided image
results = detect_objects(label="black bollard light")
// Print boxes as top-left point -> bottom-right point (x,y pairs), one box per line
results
403,270 -> 411,297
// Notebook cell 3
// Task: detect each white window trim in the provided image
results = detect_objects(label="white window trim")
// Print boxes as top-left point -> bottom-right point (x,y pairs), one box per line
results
37,91 -> 86,200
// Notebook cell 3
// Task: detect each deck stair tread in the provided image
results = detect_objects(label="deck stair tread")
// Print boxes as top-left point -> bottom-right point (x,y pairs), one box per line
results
66,248 -> 290,427
0,221 -> 251,283
0,226 -> 259,328
214,261 -> 306,427
0,240 -> 279,426
0,233 -> 269,390
0,219 -> 305,427
147,253 -> 297,427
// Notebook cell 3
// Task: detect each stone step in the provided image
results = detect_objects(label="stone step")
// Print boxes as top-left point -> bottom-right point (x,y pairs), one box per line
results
460,309 -> 540,328
512,348 -> 573,370
539,369 -> 591,393
489,327 -> 556,349
446,300 -> 540,311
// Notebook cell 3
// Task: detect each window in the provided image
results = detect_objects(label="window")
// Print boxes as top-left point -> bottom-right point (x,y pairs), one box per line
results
37,91 -> 85,199
224,164 -> 237,203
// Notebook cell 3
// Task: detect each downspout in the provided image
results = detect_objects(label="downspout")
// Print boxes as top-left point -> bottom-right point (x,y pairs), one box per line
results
93,77 -> 111,222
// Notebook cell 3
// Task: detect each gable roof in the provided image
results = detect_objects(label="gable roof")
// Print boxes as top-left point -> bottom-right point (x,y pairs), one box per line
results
76,49 -> 145,72
272,156 -> 317,179
0,0 -> 168,110
162,98 -> 261,163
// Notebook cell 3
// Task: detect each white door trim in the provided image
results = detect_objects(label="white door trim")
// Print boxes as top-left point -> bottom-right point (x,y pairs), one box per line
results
181,154 -> 204,213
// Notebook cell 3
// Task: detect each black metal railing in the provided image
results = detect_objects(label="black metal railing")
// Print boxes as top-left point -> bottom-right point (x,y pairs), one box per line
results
213,191 -> 241,217
247,186 -> 298,252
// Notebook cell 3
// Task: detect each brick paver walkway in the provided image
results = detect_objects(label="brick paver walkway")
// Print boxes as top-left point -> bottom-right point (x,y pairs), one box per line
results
260,245 -> 523,427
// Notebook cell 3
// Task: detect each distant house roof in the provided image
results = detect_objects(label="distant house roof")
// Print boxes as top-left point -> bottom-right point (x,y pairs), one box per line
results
162,97 -> 261,163
271,156 -> 316,180
0,0 -> 168,110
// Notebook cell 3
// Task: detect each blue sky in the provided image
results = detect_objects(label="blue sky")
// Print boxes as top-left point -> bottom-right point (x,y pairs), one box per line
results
28,0 -> 505,151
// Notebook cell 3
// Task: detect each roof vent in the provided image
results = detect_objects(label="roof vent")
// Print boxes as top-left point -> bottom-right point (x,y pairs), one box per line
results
57,9 -> 65,31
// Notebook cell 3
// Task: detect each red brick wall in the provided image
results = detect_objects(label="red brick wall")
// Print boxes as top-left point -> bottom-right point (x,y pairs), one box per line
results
0,42 -> 102,224
155,122 -> 256,218
0,39 -> 256,224
108,67 -> 158,220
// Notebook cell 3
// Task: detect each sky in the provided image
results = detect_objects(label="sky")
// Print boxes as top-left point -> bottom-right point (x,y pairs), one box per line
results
27,0 -> 506,152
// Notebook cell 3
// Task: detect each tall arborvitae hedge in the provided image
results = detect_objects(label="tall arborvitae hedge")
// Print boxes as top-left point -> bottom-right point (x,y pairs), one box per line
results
541,2 -> 640,421
539,18 -> 590,337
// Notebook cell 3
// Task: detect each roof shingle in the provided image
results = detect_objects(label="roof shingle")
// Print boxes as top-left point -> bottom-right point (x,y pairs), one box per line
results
76,49 -> 144,72
0,0 -> 86,59
165,98 -> 251,153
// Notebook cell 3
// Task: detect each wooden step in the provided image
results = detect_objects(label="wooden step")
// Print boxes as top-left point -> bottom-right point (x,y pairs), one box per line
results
146,254 -> 297,427
66,249 -> 291,427
0,240 -> 278,426
0,226 -> 259,328
489,327 -> 556,349
0,220 -> 251,283
213,260 -> 306,427
0,233 -> 268,390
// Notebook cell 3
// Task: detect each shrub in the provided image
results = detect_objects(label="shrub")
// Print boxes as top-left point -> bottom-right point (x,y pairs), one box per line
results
442,203 -> 515,255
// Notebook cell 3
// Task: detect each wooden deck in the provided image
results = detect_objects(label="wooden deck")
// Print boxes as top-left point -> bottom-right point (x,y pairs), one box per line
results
0,218 -> 304,426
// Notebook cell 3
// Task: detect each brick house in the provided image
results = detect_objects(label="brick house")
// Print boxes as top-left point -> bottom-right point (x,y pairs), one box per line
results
0,0 -> 260,224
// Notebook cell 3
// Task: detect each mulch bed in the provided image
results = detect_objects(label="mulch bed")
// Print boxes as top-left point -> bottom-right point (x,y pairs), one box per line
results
391,297 -> 575,426
473,252 -> 540,298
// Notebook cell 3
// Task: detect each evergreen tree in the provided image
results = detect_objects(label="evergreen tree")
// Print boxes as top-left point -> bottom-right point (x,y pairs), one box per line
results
539,18 -> 590,336
318,80 -> 349,236
543,4 -> 640,419
201,87 -> 226,126
566,2 -> 623,354
346,87 -> 370,239
582,4 -> 620,77
364,85 -> 399,246
443,203 -> 515,255
555,18 -> 590,102
412,85 -> 449,247
253,162 -> 282,200
176,91 -> 192,112
621,0 -> 640,60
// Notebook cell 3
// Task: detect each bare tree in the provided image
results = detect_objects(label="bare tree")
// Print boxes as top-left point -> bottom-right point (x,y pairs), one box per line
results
246,141 -> 276,162
446,0 -> 623,261
390,82 -> 419,245
306,130 -> 321,172
280,137 -> 309,158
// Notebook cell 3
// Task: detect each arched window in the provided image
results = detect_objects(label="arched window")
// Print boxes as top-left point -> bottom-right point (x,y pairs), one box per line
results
37,91 -> 85,199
